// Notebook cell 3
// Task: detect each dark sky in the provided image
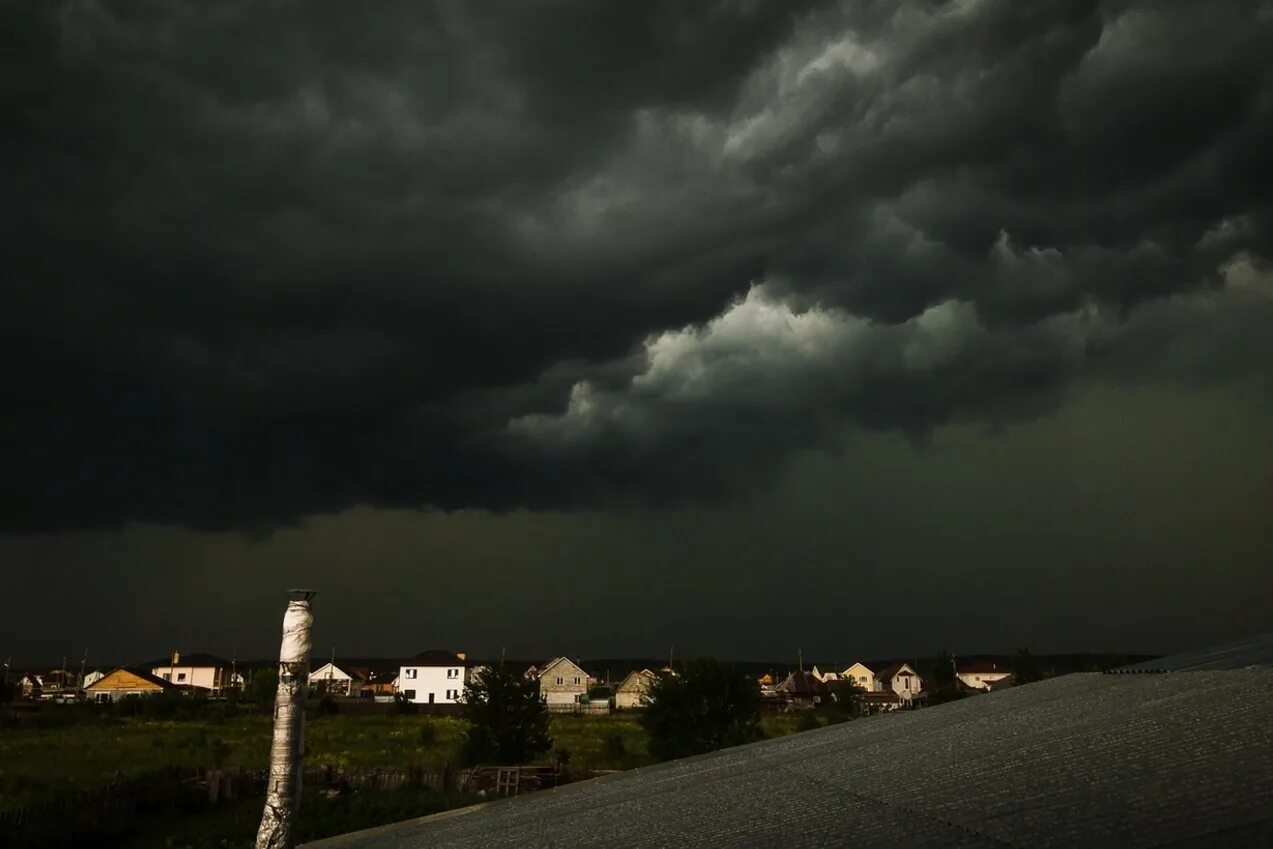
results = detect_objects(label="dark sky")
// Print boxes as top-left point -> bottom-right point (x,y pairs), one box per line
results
3,1 -> 1272,666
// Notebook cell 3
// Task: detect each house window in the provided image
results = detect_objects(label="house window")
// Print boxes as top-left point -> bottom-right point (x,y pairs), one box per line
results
556,676 -> 564,685
403,690 -> 416,700
405,669 -> 418,680
447,669 -> 458,679
177,673 -> 187,682
162,673 -> 171,681
573,677 -> 580,685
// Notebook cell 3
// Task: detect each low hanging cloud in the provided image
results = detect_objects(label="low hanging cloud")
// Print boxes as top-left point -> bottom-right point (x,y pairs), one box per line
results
2,0 -> 1272,531
501,247 -> 1272,505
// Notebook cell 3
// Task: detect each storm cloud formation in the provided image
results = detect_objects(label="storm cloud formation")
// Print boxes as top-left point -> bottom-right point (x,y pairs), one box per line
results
5,0 -> 1273,532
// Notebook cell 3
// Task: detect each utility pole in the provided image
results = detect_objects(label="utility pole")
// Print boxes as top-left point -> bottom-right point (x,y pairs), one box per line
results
256,589 -> 316,849
798,648 -> 803,674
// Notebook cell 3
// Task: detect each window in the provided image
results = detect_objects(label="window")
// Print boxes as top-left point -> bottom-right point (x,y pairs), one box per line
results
405,669 -> 418,680
447,668 -> 458,679
403,690 -> 416,700
162,673 -> 171,681
177,673 -> 187,682
556,676 -> 564,685
573,677 -> 580,685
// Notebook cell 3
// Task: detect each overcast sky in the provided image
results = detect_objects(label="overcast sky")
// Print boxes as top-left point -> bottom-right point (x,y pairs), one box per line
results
3,1 -> 1272,666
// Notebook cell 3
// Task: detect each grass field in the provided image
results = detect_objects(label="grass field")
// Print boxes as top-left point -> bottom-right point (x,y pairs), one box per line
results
0,707 -> 822,811
0,706 -> 837,847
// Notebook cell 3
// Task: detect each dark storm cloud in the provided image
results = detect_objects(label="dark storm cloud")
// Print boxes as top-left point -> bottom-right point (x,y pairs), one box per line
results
3,0 -> 1272,531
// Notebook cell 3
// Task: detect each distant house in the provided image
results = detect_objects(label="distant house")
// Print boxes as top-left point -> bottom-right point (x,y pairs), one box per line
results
147,652 -> 237,695
309,662 -> 369,697
81,670 -> 106,689
398,650 -> 466,705
876,663 -> 923,702
85,667 -> 177,703
536,657 -> 590,709
776,670 -> 830,709
810,665 -> 841,683
840,662 -> 877,692
615,669 -> 658,709
956,661 -> 1012,692
17,673 -> 42,700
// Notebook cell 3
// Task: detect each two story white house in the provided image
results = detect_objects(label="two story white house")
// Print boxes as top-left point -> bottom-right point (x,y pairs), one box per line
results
148,652 -> 240,695
397,650 -> 467,705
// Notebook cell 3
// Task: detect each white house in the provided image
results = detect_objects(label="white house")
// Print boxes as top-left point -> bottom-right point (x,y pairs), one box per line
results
148,652 -> 236,694
840,662 -> 877,692
810,665 -> 841,683
397,650 -> 466,705
957,661 -> 1012,691
309,661 -> 362,696
876,663 -> 922,702
536,657 -> 590,708
81,670 -> 105,689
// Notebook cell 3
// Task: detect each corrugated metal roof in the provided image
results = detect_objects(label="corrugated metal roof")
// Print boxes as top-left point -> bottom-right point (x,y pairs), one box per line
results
1109,630 -> 1273,673
305,669 -> 1273,848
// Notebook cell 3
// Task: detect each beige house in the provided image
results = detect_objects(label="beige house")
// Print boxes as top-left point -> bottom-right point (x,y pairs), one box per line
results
840,662 -> 877,692
85,667 -> 176,702
615,669 -> 658,709
537,657 -> 590,708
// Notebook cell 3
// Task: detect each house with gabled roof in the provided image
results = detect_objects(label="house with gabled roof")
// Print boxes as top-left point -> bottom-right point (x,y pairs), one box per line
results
615,668 -> 669,710
776,670 -> 831,709
876,662 -> 923,702
810,665 -> 841,683
398,650 -> 466,705
956,660 -> 1012,691
536,657 -> 590,708
840,662 -> 877,692
146,651 -> 238,695
85,667 -> 178,702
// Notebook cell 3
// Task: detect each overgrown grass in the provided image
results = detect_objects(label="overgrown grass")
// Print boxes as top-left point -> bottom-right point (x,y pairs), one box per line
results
0,707 -> 853,813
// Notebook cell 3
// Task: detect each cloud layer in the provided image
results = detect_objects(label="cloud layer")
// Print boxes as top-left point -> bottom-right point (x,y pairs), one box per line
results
4,0 -> 1272,531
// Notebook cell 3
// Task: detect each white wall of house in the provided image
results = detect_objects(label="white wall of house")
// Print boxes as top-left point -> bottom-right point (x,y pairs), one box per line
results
310,663 -> 355,695
150,664 -> 225,691
397,663 -> 465,704
883,664 -> 922,700
958,670 -> 1012,691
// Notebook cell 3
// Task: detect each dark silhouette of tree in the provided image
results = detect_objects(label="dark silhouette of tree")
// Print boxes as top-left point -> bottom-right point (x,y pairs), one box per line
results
1013,647 -> 1044,685
462,665 -> 553,765
248,667 -> 278,703
928,650 -> 964,704
640,658 -> 762,760
825,679 -> 866,719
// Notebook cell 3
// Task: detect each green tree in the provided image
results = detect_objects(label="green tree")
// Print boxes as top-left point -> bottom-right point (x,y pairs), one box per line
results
462,665 -> 553,765
249,667 -> 279,703
1013,647 -> 1043,685
640,658 -> 762,760
824,679 -> 865,719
